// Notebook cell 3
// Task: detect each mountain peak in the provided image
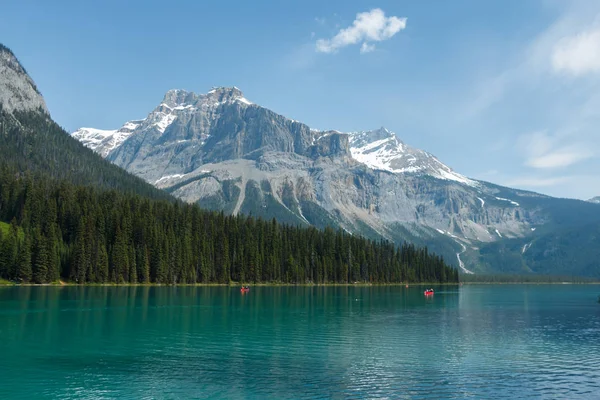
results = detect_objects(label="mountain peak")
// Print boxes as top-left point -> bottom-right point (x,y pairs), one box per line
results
161,89 -> 197,107
0,43 -> 48,114
207,86 -> 243,97
348,127 -> 398,149
159,87 -> 250,109
588,196 -> 600,204
368,126 -> 395,140
206,86 -> 250,105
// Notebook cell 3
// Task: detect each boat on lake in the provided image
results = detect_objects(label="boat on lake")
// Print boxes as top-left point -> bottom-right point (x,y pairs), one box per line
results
241,286 -> 250,293
424,289 -> 434,296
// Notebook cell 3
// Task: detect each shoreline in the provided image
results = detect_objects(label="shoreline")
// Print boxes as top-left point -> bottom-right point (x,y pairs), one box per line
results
1,281 -> 598,287
0,282 -> 456,287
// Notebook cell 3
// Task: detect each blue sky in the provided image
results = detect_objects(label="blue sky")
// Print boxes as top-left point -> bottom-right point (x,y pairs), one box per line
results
2,0 -> 600,200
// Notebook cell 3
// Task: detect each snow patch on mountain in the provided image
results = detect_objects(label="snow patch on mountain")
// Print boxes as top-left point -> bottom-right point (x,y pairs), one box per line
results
455,241 -> 473,274
154,113 -> 177,133
237,97 -> 252,105
154,174 -> 186,185
495,197 -> 520,207
71,119 -> 144,157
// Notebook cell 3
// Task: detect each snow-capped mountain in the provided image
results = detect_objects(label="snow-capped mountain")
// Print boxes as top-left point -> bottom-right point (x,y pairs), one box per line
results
73,87 -> 473,188
71,120 -> 144,157
71,87 -> 254,159
348,127 -> 477,186
588,196 -> 600,204
71,87 -> 600,275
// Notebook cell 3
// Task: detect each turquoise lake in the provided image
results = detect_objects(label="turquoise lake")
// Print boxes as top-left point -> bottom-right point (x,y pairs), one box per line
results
1,285 -> 599,399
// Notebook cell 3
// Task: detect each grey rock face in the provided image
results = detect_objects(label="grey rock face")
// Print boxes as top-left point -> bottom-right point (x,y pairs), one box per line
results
92,87 -> 351,184
0,44 -> 48,115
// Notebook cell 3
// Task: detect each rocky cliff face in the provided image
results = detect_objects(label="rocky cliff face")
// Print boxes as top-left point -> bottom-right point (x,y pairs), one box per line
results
72,87 -> 599,274
0,44 -> 48,115
95,87 -> 351,184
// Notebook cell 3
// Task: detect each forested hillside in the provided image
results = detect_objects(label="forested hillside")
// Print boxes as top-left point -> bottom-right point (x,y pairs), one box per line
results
0,108 -> 171,200
0,166 -> 458,284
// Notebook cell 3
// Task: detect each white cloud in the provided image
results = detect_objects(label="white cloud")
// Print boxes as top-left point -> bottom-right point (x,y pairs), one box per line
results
315,9 -> 406,54
461,5 -> 600,118
527,149 -> 592,168
517,131 -> 594,169
552,29 -> 600,75
360,42 -> 376,53
506,176 -> 570,187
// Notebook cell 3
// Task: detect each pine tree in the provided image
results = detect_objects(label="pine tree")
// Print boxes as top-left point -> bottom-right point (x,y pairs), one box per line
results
96,240 -> 109,283
112,226 -> 129,283
32,229 -> 49,284
16,236 -> 32,282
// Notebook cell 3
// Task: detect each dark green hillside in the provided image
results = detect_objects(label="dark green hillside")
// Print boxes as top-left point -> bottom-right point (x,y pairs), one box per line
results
469,222 -> 600,277
0,108 -> 171,200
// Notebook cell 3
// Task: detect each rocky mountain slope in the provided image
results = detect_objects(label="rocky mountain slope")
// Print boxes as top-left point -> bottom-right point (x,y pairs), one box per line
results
72,87 -> 600,276
0,44 -> 47,115
588,197 -> 600,204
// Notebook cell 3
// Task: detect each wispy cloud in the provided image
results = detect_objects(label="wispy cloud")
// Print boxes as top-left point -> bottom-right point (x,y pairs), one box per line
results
517,131 -> 594,169
552,29 -> 600,75
527,149 -> 592,168
462,4 -> 600,118
315,9 -> 406,54
506,176 -> 571,187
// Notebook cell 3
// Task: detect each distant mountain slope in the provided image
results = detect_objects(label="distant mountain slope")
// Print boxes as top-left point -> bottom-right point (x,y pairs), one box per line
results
0,44 -> 171,200
588,196 -> 600,204
467,221 -> 600,277
72,89 -> 600,277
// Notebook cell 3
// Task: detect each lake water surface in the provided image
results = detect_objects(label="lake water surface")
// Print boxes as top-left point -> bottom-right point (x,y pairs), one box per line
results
1,285 -> 599,399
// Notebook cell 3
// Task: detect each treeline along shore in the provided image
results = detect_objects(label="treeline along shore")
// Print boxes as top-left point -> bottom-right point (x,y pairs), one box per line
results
0,166 -> 459,285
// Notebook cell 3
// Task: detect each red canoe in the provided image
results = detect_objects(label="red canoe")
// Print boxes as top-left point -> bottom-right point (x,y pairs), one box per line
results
424,289 -> 434,296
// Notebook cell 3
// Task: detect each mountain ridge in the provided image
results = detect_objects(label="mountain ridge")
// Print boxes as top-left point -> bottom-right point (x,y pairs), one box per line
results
73,86 -> 474,186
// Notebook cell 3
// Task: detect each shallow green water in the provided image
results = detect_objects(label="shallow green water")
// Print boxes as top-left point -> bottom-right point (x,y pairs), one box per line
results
1,285 -> 599,399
